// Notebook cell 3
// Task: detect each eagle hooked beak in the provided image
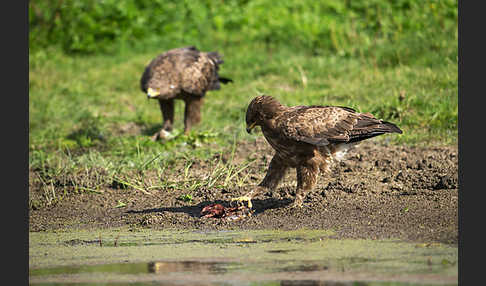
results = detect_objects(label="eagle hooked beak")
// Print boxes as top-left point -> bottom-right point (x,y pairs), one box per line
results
147,87 -> 160,99
246,122 -> 257,134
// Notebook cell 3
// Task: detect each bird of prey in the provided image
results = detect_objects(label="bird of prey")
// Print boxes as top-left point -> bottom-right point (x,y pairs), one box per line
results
140,46 -> 232,141
232,95 -> 403,208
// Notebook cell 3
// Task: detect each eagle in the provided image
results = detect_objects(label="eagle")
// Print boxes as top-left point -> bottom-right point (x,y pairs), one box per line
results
140,46 -> 232,141
232,95 -> 403,209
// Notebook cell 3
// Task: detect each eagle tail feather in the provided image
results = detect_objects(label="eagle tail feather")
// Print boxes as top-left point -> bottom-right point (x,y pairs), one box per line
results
218,77 -> 233,84
380,121 -> 403,134
207,52 -> 224,65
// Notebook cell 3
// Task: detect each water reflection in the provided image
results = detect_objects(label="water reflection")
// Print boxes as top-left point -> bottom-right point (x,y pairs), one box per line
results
30,260 -> 453,286
147,261 -> 229,274
280,281 -> 368,286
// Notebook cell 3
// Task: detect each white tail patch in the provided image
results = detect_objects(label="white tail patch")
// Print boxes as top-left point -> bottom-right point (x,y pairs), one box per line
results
320,142 -> 359,173
333,143 -> 358,162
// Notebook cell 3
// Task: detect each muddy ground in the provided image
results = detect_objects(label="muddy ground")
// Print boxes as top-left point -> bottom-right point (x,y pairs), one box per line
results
29,138 -> 458,245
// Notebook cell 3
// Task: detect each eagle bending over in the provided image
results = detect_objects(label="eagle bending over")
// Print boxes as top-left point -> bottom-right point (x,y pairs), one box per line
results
233,95 -> 403,208
140,46 -> 232,141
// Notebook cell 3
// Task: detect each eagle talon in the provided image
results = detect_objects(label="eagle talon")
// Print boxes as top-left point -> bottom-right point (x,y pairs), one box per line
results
289,202 -> 304,209
230,196 -> 253,209
152,129 -> 173,141
289,197 -> 304,208
151,133 -> 160,142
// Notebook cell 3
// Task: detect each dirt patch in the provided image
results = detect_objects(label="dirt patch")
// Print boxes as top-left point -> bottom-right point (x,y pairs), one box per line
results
29,138 -> 458,245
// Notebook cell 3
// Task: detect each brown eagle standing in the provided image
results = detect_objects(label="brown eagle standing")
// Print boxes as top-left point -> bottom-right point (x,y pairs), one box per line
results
140,46 -> 232,141
232,95 -> 403,208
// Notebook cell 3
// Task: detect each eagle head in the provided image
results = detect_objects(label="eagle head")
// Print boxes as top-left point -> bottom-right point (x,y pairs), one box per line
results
246,95 -> 284,133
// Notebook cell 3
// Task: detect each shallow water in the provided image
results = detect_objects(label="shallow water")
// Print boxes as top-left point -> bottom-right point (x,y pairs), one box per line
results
29,228 -> 457,285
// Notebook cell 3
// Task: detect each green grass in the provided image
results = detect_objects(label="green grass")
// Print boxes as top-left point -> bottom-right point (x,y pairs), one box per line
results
29,3 -> 457,208
29,44 -> 457,150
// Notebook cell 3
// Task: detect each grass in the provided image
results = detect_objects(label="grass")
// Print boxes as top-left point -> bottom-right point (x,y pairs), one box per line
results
29,45 -> 457,148
29,33 -> 457,208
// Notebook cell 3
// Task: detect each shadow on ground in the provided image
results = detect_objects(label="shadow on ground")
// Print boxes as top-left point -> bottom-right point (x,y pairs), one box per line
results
125,198 -> 293,218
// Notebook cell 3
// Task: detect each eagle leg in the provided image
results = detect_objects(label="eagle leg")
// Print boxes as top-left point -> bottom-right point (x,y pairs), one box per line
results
231,155 -> 288,209
152,99 -> 175,141
259,154 -> 288,189
291,162 -> 319,208
183,96 -> 204,135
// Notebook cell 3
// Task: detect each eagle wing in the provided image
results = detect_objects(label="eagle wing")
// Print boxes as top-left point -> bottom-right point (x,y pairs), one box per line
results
278,106 -> 402,146
140,46 -> 224,98
180,50 -> 223,95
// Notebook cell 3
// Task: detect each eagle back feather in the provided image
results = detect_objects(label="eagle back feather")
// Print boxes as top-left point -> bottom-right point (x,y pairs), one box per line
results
140,46 -> 223,99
